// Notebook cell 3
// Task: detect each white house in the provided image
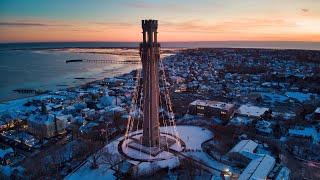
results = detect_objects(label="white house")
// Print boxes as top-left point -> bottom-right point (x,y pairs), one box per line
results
238,154 -> 276,180
27,113 -> 65,138
236,105 -> 269,118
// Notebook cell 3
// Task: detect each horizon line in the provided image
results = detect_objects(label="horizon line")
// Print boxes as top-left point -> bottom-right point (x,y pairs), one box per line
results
1,40 -> 320,44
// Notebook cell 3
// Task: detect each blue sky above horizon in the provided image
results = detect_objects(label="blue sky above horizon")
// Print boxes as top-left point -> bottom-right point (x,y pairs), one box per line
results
0,0 -> 319,42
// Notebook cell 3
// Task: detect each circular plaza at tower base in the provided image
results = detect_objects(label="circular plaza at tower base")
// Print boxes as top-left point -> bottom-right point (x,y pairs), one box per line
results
119,130 -> 185,162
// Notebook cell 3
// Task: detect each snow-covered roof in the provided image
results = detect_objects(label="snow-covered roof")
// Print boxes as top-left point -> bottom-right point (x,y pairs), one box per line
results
71,116 -> 85,124
54,113 -> 70,124
108,106 -> 125,113
190,100 -> 234,111
79,122 -> 99,133
229,140 -> 258,154
260,92 -> 289,103
238,154 -> 275,180
289,127 -> 319,143
285,92 -> 318,103
37,95 -> 66,101
236,105 -> 269,117
230,117 -> 252,124
28,113 -> 55,125
51,104 -> 62,109
256,120 -> 271,128
100,96 -> 122,106
0,165 -> 24,177
0,148 -> 13,158
276,167 -> 290,180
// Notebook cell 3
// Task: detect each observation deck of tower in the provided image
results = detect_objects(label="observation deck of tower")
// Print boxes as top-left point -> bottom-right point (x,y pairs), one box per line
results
140,20 -> 161,147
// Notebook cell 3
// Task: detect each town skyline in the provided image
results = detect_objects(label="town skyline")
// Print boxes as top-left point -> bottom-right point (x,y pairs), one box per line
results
0,0 -> 320,42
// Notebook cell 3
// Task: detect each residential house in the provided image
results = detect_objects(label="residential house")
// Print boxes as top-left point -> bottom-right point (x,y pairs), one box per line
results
236,105 -> 269,119
27,112 -> 65,138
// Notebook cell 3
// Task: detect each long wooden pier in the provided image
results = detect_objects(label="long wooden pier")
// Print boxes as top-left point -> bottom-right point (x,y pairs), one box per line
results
66,59 -> 141,64
13,89 -> 49,94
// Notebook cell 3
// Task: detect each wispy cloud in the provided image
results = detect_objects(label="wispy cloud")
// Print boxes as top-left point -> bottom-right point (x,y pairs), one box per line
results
160,18 -> 297,34
94,22 -> 134,27
0,20 -> 74,27
0,22 -> 50,26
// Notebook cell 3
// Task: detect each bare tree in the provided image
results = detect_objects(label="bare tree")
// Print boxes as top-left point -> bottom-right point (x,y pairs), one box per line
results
81,140 -> 104,169
25,157 -> 52,179
112,112 -> 125,133
100,147 -> 124,179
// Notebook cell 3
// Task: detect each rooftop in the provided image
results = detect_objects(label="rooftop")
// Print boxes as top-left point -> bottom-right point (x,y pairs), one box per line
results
236,105 -> 269,117
238,154 -> 275,180
288,127 -> 319,143
28,113 -> 55,125
229,140 -> 258,154
0,148 -> 13,158
190,100 -> 234,111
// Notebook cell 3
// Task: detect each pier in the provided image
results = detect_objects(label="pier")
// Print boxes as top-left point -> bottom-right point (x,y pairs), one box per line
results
65,59 -> 141,64
13,89 -> 49,94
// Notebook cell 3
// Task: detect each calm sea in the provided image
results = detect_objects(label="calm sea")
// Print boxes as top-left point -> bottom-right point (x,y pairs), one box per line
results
0,41 -> 319,102
0,47 -> 141,102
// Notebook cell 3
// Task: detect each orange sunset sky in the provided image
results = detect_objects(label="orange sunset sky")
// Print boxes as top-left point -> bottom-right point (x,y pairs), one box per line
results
0,0 -> 319,42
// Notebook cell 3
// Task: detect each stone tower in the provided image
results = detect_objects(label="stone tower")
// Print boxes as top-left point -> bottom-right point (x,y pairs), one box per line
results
140,20 -> 160,147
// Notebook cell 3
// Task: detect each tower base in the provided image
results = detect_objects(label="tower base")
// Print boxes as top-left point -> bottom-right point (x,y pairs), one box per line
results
119,130 -> 185,162
128,136 -> 176,157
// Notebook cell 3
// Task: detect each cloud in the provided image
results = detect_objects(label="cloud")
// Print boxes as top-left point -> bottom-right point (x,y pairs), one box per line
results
0,21 -> 74,27
159,18 -> 297,34
94,22 -> 134,27
0,22 -> 49,26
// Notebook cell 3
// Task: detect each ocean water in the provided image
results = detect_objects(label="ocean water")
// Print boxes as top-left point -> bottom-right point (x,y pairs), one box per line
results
0,48 -> 141,102
0,41 -> 319,102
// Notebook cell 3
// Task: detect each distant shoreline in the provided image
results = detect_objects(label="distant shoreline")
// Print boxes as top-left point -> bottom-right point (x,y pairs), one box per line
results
0,69 -> 136,107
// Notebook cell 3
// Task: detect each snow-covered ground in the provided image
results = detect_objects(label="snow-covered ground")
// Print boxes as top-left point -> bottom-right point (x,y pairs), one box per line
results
176,115 -> 215,126
66,125 -> 230,179
0,95 -> 43,113
66,137 -> 123,180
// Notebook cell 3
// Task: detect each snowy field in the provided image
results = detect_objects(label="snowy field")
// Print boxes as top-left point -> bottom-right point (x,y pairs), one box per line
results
66,125 -> 230,179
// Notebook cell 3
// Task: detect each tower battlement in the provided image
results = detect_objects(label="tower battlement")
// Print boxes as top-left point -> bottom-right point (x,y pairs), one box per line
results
142,19 -> 158,29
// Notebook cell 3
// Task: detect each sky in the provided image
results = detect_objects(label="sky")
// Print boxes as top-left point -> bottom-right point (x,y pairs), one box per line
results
0,0 -> 319,42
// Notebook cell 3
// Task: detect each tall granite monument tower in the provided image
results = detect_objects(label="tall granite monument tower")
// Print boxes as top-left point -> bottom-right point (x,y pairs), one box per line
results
140,20 -> 160,147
